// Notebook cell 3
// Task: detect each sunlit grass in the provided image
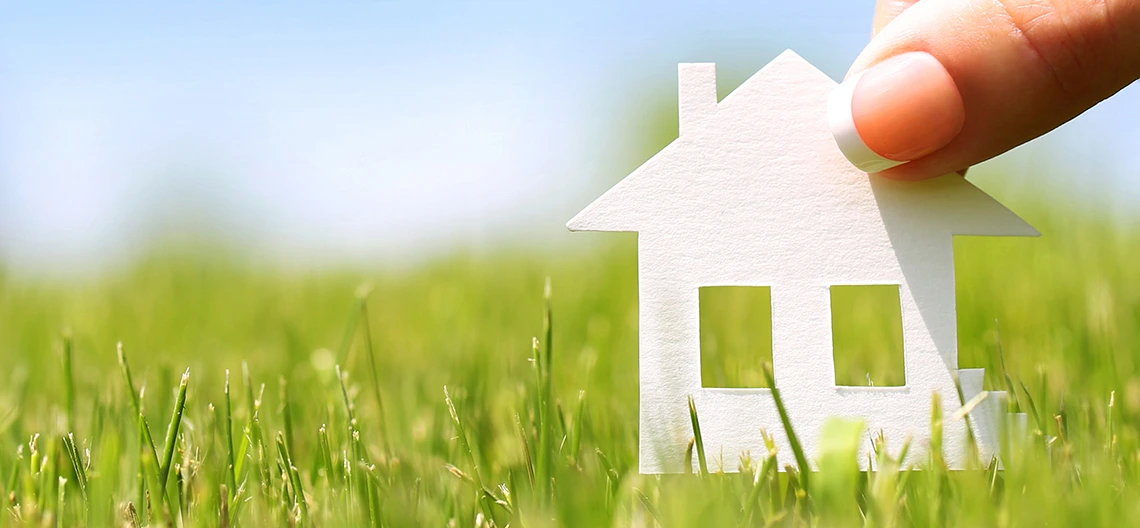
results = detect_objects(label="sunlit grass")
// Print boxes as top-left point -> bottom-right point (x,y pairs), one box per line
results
0,201 -> 1137,525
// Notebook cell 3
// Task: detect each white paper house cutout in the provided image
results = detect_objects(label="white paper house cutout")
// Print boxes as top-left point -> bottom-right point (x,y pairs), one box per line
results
568,50 -> 1036,473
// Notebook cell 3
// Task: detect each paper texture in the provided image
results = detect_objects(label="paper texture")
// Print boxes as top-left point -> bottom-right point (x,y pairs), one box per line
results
568,50 -> 1036,473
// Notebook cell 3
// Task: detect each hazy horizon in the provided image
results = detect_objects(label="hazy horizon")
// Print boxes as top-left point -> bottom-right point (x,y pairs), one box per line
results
2,1 -> 1137,275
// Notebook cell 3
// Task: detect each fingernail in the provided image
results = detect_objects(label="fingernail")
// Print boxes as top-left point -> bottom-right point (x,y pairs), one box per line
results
829,52 -> 965,173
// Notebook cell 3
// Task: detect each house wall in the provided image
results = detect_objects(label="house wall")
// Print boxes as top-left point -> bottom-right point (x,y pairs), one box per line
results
636,223 -> 971,473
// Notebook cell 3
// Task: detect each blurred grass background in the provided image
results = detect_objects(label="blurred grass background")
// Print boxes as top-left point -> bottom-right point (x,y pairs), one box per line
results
0,192 -> 1139,525
699,286 -> 775,388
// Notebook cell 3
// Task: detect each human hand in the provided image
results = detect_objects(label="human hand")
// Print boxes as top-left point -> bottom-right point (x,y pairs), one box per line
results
829,0 -> 1140,180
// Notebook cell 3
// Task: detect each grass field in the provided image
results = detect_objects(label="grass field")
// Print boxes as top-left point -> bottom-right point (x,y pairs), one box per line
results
0,186 -> 1139,526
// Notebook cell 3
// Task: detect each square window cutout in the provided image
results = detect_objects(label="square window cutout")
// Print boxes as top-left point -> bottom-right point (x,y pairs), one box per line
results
699,286 -> 773,388
830,285 -> 906,387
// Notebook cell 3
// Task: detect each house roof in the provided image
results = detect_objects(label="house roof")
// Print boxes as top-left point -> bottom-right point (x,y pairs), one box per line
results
567,50 -> 1038,239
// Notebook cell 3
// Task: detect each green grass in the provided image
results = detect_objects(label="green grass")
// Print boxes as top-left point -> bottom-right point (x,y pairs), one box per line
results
699,286 -> 774,389
0,195 -> 1139,526
830,285 -> 906,387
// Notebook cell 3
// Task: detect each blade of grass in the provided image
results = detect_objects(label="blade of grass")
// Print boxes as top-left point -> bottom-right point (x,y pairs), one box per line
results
218,484 -> 229,528
138,418 -> 164,523
444,386 -> 495,523
595,447 -> 620,485
242,362 -> 255,427
993,320 -> 1021,413
117,344 -> 160,460
930,392 -> 945,469
543,278 -> 553,393
1107,390 -> 1116,455
158,370 -> 190,497
684,438 -> 695,475
538,279 -> 555,497
363,460 -> 381,527
358,296 -> 392,456
233,363 -> 254,485
62,333 -> 75,434
61,433 -> 87,515
339,366 -> 366,522
514,412 -> 536,489
276,432 -> 309,521
336,365 -> 356,426
556,400 -> 569,447
687,395 -> 708,476
56,476 -> 66,528
784,466 -> 803,513
349,430 -> 373,524
318,424 -> 335,487
118,343 -> 165,511
568,390 -> 586,467
763,363 -> 810,492
633,488 -> 662,525
233,367 -> 261,486
279,377 -> 296,462
222,370 -> 237,503
741,444 -> 777,527
1019,380 -> 1044,434
7,446 -> 22,503
531,336 -> 551,500
896,435 -> 912,469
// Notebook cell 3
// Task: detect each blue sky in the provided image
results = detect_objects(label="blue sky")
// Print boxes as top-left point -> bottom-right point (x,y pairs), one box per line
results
1,1 -> 1137,272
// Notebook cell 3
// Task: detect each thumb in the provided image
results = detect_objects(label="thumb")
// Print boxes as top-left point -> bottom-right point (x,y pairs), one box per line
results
829,0 -> 1140,180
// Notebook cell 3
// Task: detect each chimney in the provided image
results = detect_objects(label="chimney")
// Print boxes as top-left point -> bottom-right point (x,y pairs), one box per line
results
678,63 -> 717,136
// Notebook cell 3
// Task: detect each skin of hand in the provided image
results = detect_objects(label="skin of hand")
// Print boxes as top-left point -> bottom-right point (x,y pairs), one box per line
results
837,0 -> 1140,180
